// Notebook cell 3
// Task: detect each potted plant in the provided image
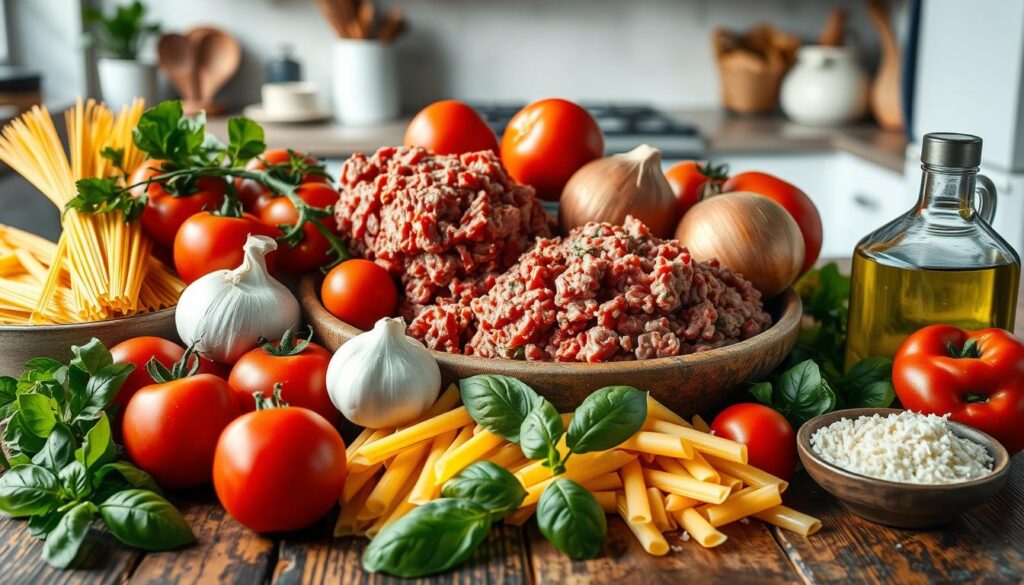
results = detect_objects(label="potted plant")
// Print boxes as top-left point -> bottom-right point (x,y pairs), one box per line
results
84,1 -> 161,109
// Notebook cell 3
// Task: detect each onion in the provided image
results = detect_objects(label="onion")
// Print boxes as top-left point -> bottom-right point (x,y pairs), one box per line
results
675,192 -> 804,296
559,144 -> 678,237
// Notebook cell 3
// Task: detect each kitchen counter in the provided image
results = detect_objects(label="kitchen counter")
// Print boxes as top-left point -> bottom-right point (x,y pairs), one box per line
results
206,109 -> 908,173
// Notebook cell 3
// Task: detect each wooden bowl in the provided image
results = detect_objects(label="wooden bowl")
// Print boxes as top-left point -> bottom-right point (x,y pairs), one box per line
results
797,408 -> 1012,529
299,275 -> 801,415
0,309 -> 177,377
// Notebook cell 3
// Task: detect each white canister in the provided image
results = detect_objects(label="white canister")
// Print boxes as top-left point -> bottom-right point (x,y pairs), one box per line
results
780,46 -> 868,127
97,58 -> 157,110
332,40 -> 400,125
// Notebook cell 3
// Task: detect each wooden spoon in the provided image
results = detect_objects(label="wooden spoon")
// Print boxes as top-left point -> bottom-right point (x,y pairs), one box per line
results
866,0 -> 904,131
818,9 -> 846,46
193,28 -> 241,115
157,33 -> 197,103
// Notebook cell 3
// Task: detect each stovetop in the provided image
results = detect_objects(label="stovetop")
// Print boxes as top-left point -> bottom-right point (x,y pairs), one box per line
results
470,102 -> 706,159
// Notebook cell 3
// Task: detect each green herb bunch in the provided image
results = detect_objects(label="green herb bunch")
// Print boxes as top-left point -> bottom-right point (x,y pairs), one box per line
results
363,376 -> 648,577
83,1 -> 161,61
749,263 -> 896,427
0,340 -> 193,569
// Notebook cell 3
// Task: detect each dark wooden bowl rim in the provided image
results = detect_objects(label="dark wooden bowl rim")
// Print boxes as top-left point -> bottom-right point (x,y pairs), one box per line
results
0,307 -> 176,332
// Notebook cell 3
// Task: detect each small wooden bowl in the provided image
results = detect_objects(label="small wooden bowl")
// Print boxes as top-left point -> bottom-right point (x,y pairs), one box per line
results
0,309 -> 178,377
797,408 -> 1011,529
300,275 -> 802,415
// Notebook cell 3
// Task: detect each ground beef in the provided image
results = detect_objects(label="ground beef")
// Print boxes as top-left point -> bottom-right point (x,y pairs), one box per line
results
335,146 -> 551,320
409,216 -> 772,362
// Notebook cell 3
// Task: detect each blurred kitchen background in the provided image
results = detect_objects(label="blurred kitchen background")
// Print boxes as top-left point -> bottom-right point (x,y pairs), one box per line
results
3,0 -> 1024,262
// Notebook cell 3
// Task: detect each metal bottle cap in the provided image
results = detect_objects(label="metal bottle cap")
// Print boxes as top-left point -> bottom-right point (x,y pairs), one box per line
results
921,132 -> 983,168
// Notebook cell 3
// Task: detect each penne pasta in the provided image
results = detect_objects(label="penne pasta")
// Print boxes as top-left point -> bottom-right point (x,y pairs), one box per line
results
654,456 -> 690,477
643,419 -> 748,463
753,505 -> 822,536
335,480 -> 376,537
346,428 -> 375,460
690,414 -> 712,434
505,504 -> 536,527
616,495 -> 669,556
646,396 -> 692,428
484,443 -> 527,469
681,450 -> 720,484
521,451 -> 637,507
704,455 -> 788,493
591,490 -> 619,514
665,493 -> 700,512
676,508 -> 727,549
643,468 -> 730,504
420,384 -> 462,420
408,430 -> 457,504
619,431 -> 694,459
718,471 -> 744,492
342,464 -> 383,504
621,459 -> 652,523
434,429 -> 505,483
581,472 -> 623,492
352,406 -> 473,465
700,484 -> 782,528
647,487 -> 673,532
360,442 -> 431,519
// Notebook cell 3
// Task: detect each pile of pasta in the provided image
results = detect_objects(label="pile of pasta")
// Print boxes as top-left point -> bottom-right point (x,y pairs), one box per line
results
0,99 -> 183,324
338,386 -> 821,553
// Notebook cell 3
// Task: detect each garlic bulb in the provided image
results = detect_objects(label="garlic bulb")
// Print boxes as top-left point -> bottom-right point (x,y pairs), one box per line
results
326,317 -> 441,429
175,235 -> 300,364
559,144 -> 678,237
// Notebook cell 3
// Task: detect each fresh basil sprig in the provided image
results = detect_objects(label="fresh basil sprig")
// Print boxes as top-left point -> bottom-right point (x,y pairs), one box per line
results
536,478 -> 607,560
567,386 -> 648,454
459,375 -> 541,442
440,461 -> 526,521
0,339 -> 194,569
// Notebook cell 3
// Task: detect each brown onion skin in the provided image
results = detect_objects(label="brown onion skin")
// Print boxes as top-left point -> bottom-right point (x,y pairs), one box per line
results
675,192 -> 804,297
558,144 -> 678,238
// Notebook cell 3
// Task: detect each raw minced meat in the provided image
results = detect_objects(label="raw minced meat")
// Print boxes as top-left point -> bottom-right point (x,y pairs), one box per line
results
409,216 -> 772,362
335,146 -> 551,317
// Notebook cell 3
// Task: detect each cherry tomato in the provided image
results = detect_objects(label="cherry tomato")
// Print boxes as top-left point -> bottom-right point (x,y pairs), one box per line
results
173,212 -> 281,284
321,259 -> 398,330
213,398 -> 346,532
236,149 -> 329,215
500,99 -> 604,201
722,172 -> 822,273
132,160 -> 227,249
110,336 -> 226,414
404,100 -> 499,155
665,161 -> 729,218
258,182 -> 340,274
123,373 -> 240,489
228,331 -> 340,426
711,403 -> 796,481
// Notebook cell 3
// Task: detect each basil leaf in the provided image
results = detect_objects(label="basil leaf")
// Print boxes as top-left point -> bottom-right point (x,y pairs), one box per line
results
363,498 -> 492,578
95,461 -> 161,494
0,464 -> 63,517
519,400 -> 564,470
749,382 -> 773,406
98,489 -> 195,550
28,509 -> 63,539
0,375 -> 16,408
441,462 -> 527,521
844,357 -> 893,389
6,412 -> 47,455
32,423 -> 76,472
460,375 -> 540,442
42,501 -> 96,569
774,360 -> 836,427
567,386 -> 647,454
70,338 -> 113,375
76,363 -> 133,420
59,461 -> 91,500
75,414 -> 114,473
17,393 -> 57,438
536,478 -> 606,560
227,117 -> 266,163
846,380 -> 896,409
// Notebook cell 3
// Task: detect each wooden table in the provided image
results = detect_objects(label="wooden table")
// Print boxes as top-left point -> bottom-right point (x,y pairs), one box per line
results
3,261 -> 1023,584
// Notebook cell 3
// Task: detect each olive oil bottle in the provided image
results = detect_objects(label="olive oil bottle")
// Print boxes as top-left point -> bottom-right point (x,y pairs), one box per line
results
845,133 -> 1021,369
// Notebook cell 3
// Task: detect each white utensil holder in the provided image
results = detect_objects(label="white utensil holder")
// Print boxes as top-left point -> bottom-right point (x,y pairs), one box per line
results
332,40 -> 400,125
98,58 -> 157,110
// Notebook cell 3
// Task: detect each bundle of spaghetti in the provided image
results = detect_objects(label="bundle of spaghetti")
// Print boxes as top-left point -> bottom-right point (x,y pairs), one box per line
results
0,224 -> 76,324
338,393 -> 822,555
0,99 -> 184,323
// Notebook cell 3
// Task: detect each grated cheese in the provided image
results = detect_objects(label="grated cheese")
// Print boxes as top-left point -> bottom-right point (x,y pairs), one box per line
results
810,411 -> 993,484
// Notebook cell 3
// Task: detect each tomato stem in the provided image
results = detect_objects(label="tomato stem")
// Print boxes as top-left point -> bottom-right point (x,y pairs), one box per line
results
946,339 -> 982,359
262,326 -> 314,357
253,384 -> 289,411
146,342 -> 202,384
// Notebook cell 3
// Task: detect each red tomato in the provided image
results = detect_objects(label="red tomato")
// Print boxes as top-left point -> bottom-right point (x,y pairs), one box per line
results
213,400 -> 346,532
236,149 -> 329,215
321,259 -> 397,330
173,212 -> 281,283
722,172 -> 822,273
123,373 -> 240,489
711,403 -> 796,480
664,161 -> 729,218
404,100 -> 499,155
258,182 -> 340,274
228,332 -> 339,426
500,99 -> 604,201
132,160 -> 227,249
110,336 -> 226,413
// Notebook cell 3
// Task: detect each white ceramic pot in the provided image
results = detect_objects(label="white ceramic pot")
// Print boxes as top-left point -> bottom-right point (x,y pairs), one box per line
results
780,46 -> 868,127
331,40 -> 400,125
97,58 -> 157,110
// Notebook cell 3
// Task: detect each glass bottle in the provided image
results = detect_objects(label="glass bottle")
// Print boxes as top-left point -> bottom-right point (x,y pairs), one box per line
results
845,133 -> 1020,369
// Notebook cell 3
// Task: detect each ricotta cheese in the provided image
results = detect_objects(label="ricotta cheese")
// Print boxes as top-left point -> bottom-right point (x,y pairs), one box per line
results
810,411 -> 993,484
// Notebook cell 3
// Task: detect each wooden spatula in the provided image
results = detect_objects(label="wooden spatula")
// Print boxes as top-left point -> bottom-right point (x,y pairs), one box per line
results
192,27 -> 241,115
157,33 -> 197,103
